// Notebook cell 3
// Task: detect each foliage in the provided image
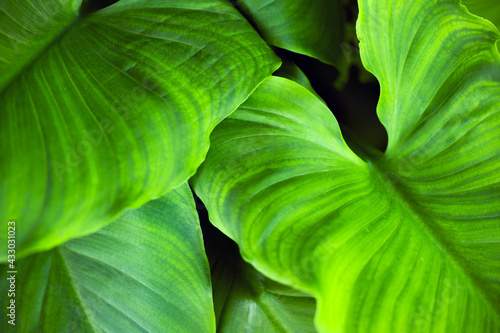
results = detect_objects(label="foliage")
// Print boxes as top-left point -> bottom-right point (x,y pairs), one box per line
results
1,0 -> 499,332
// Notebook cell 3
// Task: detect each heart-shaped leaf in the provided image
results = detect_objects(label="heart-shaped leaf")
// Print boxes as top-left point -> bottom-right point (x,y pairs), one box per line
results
1,183 -> 215,332
0,0 -> 280,260
193,69 -> 500,333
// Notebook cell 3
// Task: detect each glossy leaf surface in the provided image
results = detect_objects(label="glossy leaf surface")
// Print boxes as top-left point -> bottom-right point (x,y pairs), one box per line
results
193,75 -> 500,332
0,0 -> 280,260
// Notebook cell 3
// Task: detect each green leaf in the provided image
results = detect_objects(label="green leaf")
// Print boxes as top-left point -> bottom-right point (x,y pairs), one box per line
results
462,0 -> 500,27
357,0 -> 500,156
212,257 -> 317,333
192,74 -> 500,332
234,0 -> 344,67
202,216 -> 316,332
1,183 -> 215,332
273,60 -> 323,102
0,1 -> 80,91
0,0 -> 280,260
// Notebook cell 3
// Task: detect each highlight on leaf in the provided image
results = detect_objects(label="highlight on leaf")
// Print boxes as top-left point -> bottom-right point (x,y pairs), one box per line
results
193,1 -> 500,328
0,0 -> 280,260
2,0 -> 498,332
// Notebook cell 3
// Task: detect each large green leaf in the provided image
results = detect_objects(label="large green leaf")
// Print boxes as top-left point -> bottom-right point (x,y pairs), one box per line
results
357,0 -> 500,155
462,0 -> 500,27
1,183 -> 215,332
201,212 -> 316,332
0,0 -> 280,260
233,0 -> 344,67
193,74 -> 500,333
0,0 -> 79,91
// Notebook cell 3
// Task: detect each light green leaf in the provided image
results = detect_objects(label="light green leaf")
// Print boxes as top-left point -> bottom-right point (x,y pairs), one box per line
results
192,74 -> 500,332
203,218 -> 316,332
1,183 -> 215,332
356,0 -> 500,155
462,0 -> 500,27
234,0 -> 344,67
0,0 -> 280,260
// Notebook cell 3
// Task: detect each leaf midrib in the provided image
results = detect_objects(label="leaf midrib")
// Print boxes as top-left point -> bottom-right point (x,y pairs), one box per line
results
368,157 -> 500,319
0,0 -> 101,95
1,14 -> 83,96
54,247 -> 99,332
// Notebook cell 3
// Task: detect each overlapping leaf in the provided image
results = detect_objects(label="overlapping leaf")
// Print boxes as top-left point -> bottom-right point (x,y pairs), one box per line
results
193,40 -> 500,333
203,218 -> 316,332
273,60 -> 323,101
0,0 -> 280,260
463,0 -> 500,27
1,183 -> 215,332
0,0 -> 81,91
233,0 -> 344,67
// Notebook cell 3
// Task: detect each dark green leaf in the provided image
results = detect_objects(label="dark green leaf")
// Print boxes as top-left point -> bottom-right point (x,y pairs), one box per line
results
234,0 -> 345,67
462,0 -> 500,27
202,216 -> 316,332
1,183 -> 215,332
